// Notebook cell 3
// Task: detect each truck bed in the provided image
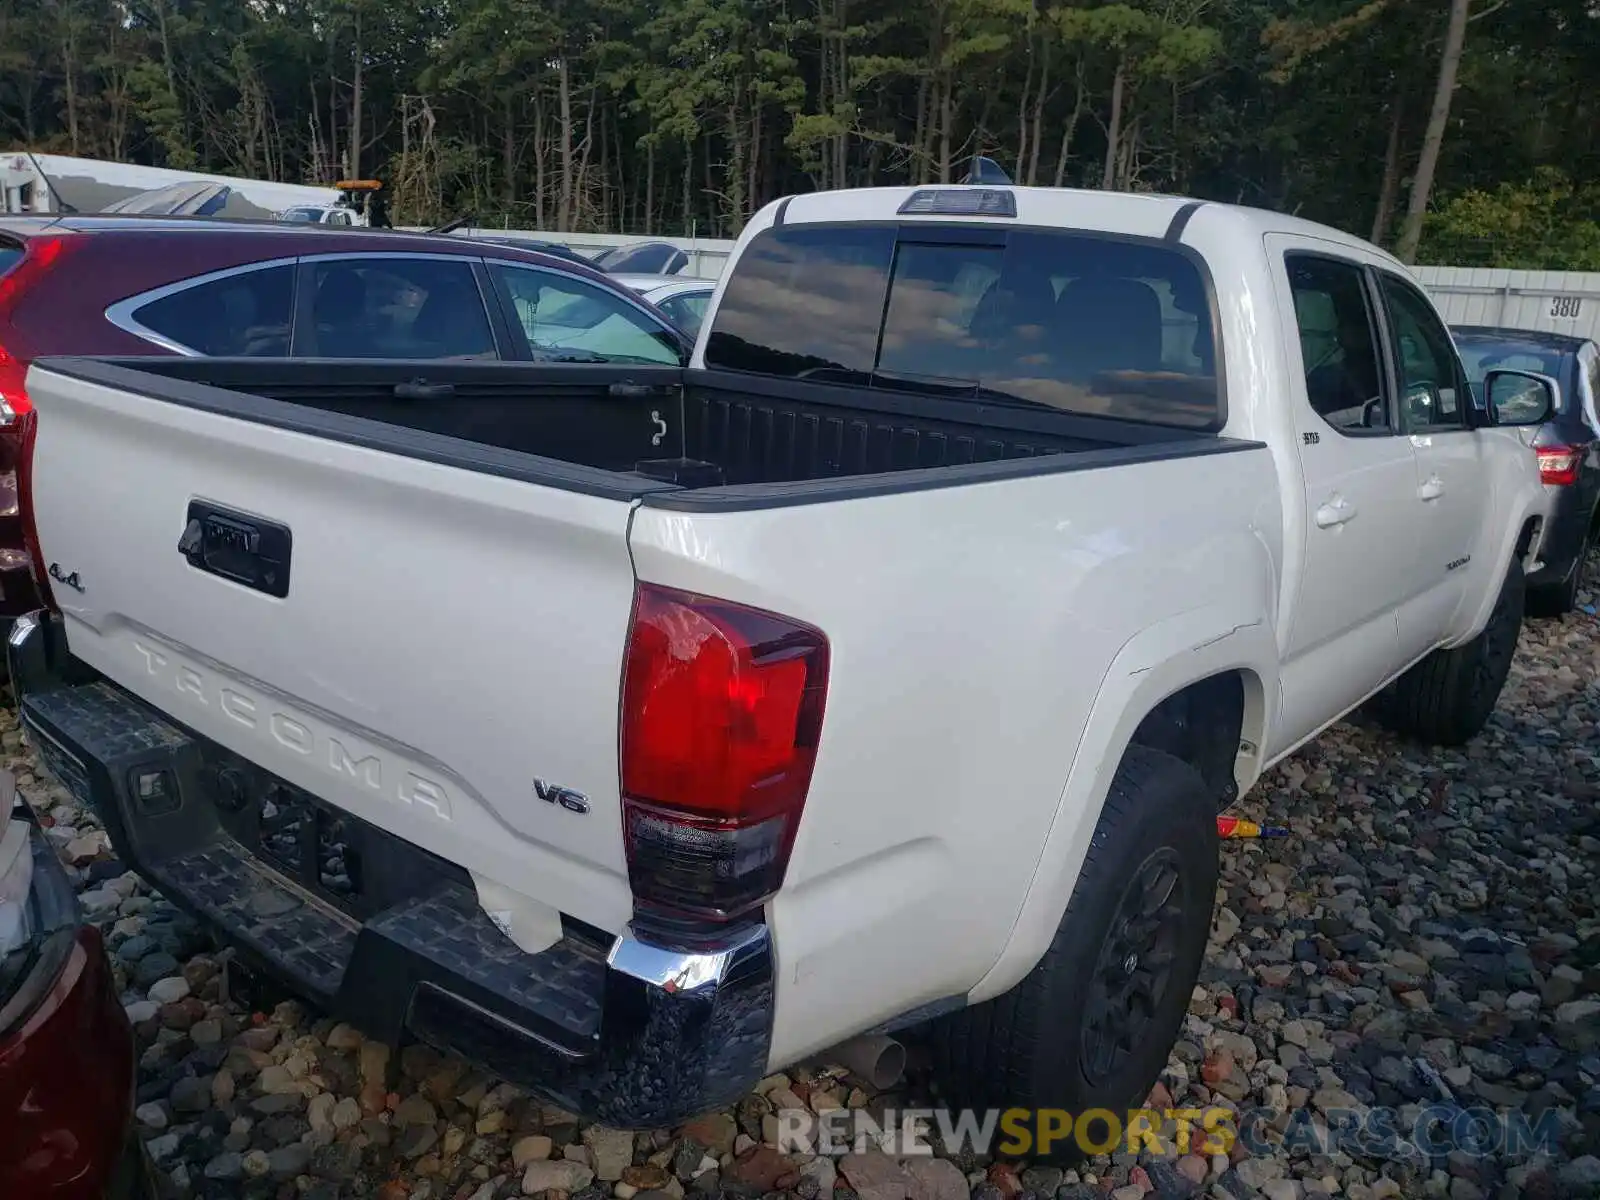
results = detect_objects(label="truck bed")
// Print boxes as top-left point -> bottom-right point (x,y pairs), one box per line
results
40,357 -> 1240,506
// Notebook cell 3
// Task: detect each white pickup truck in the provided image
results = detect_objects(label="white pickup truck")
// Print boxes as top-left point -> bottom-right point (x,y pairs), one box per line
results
8,184 -> 1557,1131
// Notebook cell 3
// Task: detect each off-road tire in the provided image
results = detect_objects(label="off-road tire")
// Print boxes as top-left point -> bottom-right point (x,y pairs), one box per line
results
1374,560 -> 1524,745
925,746 -> 1218,1160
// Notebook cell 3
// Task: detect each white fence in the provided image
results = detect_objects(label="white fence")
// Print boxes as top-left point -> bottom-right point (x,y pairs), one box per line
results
1411,267 -> 1600,341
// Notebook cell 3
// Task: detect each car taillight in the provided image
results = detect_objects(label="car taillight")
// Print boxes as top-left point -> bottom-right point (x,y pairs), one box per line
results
0,235 -> 81,611
0,349 -> 50,609
1537,444 -> 1584,487
620,583 -> 829,922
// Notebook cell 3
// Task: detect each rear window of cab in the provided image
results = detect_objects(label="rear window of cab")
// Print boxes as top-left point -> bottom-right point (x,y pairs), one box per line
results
704,223 -> 1221,430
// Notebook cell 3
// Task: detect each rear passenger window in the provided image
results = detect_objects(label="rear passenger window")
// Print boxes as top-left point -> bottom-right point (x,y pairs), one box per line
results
489,264 -> 681,364
706,224 -> 1220,428
0,243 -> 22,277
305,257 -> 497,359
1285,256 -> 1388,434
130,265 -> 294,356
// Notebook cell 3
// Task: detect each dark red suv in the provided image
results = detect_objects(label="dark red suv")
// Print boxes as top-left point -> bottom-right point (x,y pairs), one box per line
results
0,771 -> 150,1200
0,215 -> 691,623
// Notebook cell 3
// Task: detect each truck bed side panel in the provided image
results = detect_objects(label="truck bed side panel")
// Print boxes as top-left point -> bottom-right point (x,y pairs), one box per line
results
628,440 -> 1284,1067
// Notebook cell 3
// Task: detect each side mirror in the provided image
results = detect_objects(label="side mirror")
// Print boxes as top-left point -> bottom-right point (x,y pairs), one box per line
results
1485,368 -> 1557,428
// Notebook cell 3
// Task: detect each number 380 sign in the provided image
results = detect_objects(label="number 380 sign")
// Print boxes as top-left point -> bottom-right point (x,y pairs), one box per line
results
1551,296 -> 1583,319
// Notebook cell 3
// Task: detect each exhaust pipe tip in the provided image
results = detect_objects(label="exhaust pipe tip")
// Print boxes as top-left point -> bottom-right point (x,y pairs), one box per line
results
824,1033 -> 907,1092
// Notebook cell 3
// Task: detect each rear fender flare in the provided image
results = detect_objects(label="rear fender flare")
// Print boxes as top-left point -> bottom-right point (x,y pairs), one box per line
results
966,606 -> 1279,1004
1450,499 -> 1545,648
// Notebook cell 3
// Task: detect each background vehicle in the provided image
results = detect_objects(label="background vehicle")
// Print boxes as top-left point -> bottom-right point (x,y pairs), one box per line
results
612,273 -> 717,336
452,231 -> 591,265
0,773 -> 147,1199
589,240 -> 691,275
278,204 -> 361,226
1454,325 -> 1600,615
8,185 -> 1553,1140
0,151 -> 350,220
0,214 -> 691,630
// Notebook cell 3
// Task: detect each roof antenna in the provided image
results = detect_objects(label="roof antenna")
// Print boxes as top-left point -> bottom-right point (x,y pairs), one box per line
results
962,156 -> 1012,185
26,150 -> 77,213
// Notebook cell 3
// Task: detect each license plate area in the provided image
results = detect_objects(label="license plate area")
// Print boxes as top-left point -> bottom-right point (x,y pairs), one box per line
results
258,787 -> 365,904
198,742 -> 468,922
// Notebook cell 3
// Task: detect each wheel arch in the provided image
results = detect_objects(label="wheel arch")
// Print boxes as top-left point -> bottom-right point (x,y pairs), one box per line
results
1129,667 -> 1270,811
967,609 -> 1278,1004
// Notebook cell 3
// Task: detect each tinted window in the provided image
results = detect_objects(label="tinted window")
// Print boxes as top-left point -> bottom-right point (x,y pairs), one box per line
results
1454,338 -> 1565,407
704,224 -> 1219,428
0,244 -> 21,277
1380,275 -> 1466,431
490,264 -> 680,364
657,290 -> 711,337
132,264 -> 294,356
307,257 -> 496,359
706,225 -> 893,380
1286,256 -> 1388,433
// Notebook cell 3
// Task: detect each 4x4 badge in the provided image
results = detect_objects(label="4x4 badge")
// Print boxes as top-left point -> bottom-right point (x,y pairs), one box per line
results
47,563 -> 84,593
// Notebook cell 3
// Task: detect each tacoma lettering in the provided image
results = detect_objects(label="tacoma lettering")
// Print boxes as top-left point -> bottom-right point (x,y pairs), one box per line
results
132,639 -> 453,820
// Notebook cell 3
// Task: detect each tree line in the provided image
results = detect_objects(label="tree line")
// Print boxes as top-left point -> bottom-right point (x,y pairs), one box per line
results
3,0 -> 1597,267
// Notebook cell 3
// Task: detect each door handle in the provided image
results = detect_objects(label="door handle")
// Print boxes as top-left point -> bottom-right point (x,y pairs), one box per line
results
1315,498 -> 1356,528
1418,476 -> 1444,502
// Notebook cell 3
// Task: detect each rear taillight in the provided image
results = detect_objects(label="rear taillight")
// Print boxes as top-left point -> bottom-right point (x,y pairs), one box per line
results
0,236 -> 75,321
0,235 -> 81,612
620,583 -> 829,922
1537,444 -> 1584,487
0,349 -> 50,609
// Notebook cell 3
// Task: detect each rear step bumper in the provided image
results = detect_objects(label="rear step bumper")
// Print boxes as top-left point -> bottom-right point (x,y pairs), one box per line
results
7,611 -> 774,1129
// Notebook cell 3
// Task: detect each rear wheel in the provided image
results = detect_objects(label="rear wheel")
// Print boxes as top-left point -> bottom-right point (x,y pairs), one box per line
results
1373,560 -> 1524,745
925,746 -> 1218,1160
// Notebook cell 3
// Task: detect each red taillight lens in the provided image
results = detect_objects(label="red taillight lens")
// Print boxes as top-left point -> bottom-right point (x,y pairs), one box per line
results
0,350 -> 49,609
1537,445 -> 1583,487
0,235 -> 81,613
0,236 -> 77,328
620,583 -> 829,921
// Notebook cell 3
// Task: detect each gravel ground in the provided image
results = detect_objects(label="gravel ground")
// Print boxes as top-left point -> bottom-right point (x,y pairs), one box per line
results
8,581 -> 1599,1200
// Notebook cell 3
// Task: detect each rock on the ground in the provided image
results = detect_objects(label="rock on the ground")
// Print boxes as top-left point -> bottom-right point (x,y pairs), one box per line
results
522,1158 -> 596,1195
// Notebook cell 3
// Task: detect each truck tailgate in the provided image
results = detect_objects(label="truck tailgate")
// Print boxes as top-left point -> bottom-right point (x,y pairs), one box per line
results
24,363 -> 638,938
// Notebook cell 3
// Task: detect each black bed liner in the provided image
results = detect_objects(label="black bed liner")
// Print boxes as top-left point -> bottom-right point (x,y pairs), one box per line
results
32,356 -> 1264,509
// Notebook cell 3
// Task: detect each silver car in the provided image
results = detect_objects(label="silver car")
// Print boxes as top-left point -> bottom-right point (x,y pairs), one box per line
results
612,273 -> 717,338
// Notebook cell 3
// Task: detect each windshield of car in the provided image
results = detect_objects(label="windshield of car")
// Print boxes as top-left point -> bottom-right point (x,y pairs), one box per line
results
1454,338 -> 1567,404
704,222 -> 1220,429
280,207 -> 323,223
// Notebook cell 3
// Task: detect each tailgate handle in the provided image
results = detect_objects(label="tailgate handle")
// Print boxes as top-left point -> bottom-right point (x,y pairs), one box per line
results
394,379 -> 455,402
179,501 -> 293,599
